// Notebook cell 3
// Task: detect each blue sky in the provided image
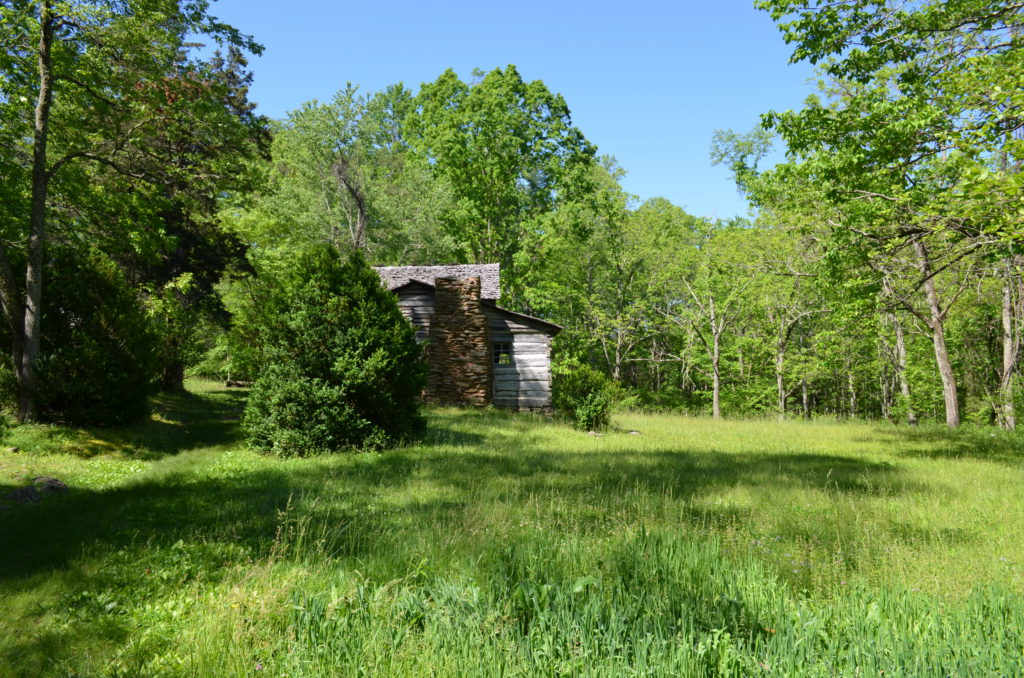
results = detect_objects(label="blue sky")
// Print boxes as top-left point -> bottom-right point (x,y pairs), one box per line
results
206,0 -> 817,220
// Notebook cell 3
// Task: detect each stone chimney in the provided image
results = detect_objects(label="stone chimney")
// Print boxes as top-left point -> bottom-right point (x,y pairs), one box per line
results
425,277 -> 492,406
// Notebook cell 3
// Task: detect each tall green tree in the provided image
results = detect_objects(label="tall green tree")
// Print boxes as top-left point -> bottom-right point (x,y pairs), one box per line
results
224,84 -> 456,269
241,247 -> 427,455
404,66 -> 596,305
754,0 -> 1024,426
0,0 -> 264,419
661,222 -> 759,419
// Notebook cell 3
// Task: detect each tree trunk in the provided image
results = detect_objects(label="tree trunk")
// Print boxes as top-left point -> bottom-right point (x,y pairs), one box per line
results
712,332 -> 721,419
801,378 -> 810,419
652,342 -> 661,391
710,298 -> 721,419
775,338 -> 786,420
161,350 -> 186,392
20,0 -> 55,423
891,311 -> 917,425
847,368 -> 857,418
914,240 -> 960,427
879,366 -> 891,421
333,156 -> 367,250
0,250 -> 25,381
1000,274 -> 1017,430
612,329 -> 623,381
883,276 -> 917,425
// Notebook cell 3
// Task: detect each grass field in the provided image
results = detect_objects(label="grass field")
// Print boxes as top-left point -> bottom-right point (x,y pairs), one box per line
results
1,381 -> 1023,676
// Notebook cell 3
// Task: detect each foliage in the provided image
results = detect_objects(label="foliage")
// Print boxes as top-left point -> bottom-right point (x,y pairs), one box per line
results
0,0 -> 267,418
241,246 -> 426,455
551,357 -> 615,430
222,84 -> 457,269
15,249 -> 159,425
405,66 -> 596,304
216,62 -> 1024,428
746,0 -> 1024,427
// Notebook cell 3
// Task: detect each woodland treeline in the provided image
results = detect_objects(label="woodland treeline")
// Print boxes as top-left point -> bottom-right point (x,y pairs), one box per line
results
0,0 -> 1021,429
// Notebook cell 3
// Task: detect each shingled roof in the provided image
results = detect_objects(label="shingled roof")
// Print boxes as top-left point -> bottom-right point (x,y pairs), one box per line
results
374,264 -> 501,300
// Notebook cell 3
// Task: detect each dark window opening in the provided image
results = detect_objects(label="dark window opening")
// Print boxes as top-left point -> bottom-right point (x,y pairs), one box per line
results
493,342 -> 513,365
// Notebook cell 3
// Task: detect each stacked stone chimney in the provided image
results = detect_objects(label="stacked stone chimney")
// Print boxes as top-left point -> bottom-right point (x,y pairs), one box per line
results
424,277 -> 492,406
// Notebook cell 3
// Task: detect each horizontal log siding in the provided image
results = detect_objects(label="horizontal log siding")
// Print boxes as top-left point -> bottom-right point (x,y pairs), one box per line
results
394,289 -> 556,411
485,307 -> 554,411
395,290 -> 434,343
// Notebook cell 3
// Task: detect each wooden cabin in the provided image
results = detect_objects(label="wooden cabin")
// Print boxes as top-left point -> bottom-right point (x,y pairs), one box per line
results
374,264 -> 561,411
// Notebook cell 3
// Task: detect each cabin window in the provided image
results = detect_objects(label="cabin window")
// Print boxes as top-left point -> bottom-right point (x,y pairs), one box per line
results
493,342 -> 513,365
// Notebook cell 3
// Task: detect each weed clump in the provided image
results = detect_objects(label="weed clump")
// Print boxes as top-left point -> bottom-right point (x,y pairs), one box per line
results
552,358 -> 615,430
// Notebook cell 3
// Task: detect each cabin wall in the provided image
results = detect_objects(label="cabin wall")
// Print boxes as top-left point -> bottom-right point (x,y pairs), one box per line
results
395,289 -> 433,343
395,285 -> 555,411
484,307 -> 553,411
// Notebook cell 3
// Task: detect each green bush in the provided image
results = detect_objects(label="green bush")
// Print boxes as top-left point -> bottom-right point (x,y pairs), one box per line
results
31,249 -> 160,425
552,358 -> 615,430
241,246 -> 426,455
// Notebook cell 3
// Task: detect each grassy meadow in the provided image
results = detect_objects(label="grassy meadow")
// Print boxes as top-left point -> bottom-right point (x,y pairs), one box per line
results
1,381 -> 1023,676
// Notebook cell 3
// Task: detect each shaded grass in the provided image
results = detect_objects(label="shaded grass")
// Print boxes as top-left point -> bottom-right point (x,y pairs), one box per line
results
1,384 -> 1023,675
3,381 -> 248,460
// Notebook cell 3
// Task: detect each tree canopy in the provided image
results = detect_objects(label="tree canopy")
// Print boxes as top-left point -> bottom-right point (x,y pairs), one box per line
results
3,1 -> 1023,434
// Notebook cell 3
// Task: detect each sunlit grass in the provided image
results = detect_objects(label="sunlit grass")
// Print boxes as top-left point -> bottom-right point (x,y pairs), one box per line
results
1,382 -> 1022,675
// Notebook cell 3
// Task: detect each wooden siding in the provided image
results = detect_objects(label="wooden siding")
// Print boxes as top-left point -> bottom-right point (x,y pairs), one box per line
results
394,287 -> 434,344
484,306 -> 553,410
394,285 -> 556,411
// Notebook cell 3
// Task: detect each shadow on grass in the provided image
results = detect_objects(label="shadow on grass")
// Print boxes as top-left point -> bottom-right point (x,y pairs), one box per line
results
6,385 -> 249,461
0,444 -> 922,582
86,386 -> 250,459
0,454 -> 422,580
857,425 -> 1024,466
0,406 -> 945,674
415,446 -> 921,498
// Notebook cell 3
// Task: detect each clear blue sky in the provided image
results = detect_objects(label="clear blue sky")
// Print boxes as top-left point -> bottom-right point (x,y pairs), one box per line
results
206,0 -> 817,221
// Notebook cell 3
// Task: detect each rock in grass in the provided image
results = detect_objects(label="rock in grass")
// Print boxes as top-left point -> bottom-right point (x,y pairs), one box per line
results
2,477 -> 68,506
7,486 -> 41,504
34,476 -> 68,496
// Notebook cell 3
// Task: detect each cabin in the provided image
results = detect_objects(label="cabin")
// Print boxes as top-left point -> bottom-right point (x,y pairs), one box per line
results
374,264 -> 561,411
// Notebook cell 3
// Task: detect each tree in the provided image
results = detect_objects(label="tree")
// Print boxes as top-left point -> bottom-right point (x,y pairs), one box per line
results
22,248 -> 159,425
223,84 -> 457,269
404,66 -> 596,306
712,127 -> 828,419
241,247 -> 427,455
0,0 -> 264,420
753,0 -> 1024,425
661,222 -> 758,419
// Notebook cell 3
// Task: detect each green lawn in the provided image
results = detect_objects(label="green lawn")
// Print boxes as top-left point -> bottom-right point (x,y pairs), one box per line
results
1,381 -> 1023,676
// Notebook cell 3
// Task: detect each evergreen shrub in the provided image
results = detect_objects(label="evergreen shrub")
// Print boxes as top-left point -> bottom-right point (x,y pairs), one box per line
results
552,357 -> 615,431
241,247 -> 426,455
32,249 -> 160,425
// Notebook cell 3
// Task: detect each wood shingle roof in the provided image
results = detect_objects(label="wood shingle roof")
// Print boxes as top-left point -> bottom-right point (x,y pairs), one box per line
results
374,264 -> 501,300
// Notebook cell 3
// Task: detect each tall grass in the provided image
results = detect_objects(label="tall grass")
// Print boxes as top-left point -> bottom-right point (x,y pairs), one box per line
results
1,383 -> 1023,675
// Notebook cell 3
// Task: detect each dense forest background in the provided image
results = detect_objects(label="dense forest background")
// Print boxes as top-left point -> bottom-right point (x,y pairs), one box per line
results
1,0 -> 1021,428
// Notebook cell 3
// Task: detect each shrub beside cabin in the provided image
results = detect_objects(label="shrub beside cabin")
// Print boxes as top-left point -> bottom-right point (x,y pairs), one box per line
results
374,265 -> 560,411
